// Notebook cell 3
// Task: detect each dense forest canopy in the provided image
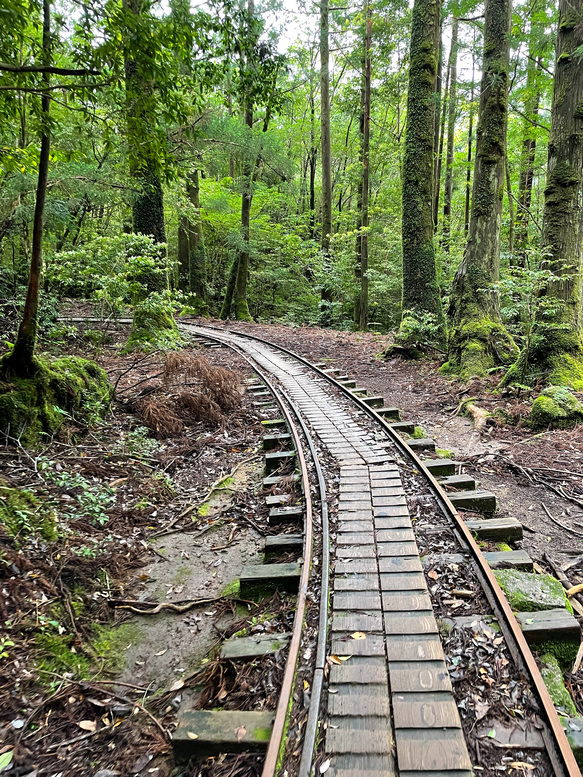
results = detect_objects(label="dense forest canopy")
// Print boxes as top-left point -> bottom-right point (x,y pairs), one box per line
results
0,0 -> 581,425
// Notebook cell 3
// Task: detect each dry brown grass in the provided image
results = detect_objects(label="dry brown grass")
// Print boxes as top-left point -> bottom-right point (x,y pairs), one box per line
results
137,353 -> 242,437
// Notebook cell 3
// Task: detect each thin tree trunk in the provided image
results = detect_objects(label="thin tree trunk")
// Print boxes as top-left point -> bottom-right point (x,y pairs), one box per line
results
433,41 -> 450,234
320,0 -> 333,318
186,168 -> 207,310
505,155 -> 514,256
515,36 -> 541,264
178,217 -> 189,288
399,0 -> 445,349
464,42 -> 475,236
442,17 -> 458,253
447,0 -> 516,377
505,0 -> 583,387
355,2 -> 371,331
5,0 -> 51,376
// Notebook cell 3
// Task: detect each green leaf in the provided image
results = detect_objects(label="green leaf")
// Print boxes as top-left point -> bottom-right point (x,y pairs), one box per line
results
0,750 -> 14,771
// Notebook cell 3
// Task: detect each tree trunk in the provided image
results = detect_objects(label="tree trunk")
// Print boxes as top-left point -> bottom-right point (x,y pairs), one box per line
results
442,17 -> 458,253
505,155 -> 514,255
4,0 -> 51,377
355,3 -> 371,331
178,217 -> 189,288
398,0 -> 446,349
445,0 -> 516,377
514,41 -> 541,264
123,0 -> 166,248
186,169 -> 207,311
504,0 -> 583,388
433,38 -> 450,234
464,71 -> 475,235
233,97 -> 253,321
320,0 -> 333,319
432,23 -> 443,230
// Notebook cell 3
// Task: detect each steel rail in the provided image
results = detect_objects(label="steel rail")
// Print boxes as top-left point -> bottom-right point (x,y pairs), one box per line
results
181,326 -> 326,777
192,322 -> 581,777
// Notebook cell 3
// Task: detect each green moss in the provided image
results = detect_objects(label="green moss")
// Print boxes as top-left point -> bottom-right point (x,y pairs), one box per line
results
174,566 -> 191,584
0,354 -> 111,447
538,638 -> 580,669
496,542 -> 512,552
540,653 -> 577,716
220,579 -> 240,597
92,622 -> 141,674
412,426 -> 426,439
530,386 -> 583,429
36,633 -> 91,678
254,727 -> 272,741
0,479 -> 58,542
494,569 -> 572,612
435,448 -> 453,458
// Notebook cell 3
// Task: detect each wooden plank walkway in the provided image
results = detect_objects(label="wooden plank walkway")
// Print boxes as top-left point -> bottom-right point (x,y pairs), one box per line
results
193,330 -> 473,777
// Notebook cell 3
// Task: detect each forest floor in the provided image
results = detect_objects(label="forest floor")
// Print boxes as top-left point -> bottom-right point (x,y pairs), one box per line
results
2,311 -> 583,776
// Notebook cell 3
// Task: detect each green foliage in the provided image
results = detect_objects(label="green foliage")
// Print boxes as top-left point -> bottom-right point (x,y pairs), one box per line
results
39,458 -> 116,526
0,479 -> 58,542
530,386 -> 583,429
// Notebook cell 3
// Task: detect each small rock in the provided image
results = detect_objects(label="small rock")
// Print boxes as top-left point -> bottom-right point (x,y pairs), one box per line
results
94,771 -> 121,777
493,569 -> 570,612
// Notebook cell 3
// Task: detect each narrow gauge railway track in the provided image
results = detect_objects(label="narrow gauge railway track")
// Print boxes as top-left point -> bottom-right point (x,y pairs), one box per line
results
175,322 -> 581,777
57,317 -> 583,776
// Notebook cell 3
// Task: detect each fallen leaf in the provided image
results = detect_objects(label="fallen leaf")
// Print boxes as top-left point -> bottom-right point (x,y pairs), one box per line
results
78,720 -> 97,732
155,649 -> 168,657
327,655 -> 342,665
510,763 -> 535,771
319,759 -> 331,774
474,700 -> 490,720
235,725 -> 247,742
350,632 -> 366,640
0,751 -> 14,772
303,680 -> 309,690
187,732 -> 198,740
338,656 -> 351,661
428,569 -> 438,580
488,728 -> 496,739
169,679 -> 184,692
218,689 -> 228,701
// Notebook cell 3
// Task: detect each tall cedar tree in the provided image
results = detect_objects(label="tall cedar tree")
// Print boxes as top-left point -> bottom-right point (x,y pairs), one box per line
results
398,0 -> 446,348
445,0 -> 516,377
504,0 -> 583,387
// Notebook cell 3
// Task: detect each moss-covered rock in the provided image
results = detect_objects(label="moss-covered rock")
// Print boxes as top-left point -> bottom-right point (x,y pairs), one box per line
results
530,386 -> 583,429
562,718 -> 583,767
0,478 -> 58,542
493,569 -> 572,613
540,653 -> 578,717
0,353 -> 111,446
537,637 -> 580,669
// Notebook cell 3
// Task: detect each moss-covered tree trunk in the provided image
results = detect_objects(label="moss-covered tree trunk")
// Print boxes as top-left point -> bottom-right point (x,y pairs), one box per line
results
123,0 -> 175,348
233,99 -> 253,321
398,0 -> 446,349
442,17 -> 458,253
504,0 -> 583,389
445,0 -> 516,378
3,0 -> 51,379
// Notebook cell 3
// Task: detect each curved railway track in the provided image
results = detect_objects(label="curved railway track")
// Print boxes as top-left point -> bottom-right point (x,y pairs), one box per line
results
174,321 -> 581,777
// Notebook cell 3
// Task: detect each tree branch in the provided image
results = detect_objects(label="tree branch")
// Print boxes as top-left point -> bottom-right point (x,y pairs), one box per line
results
0,62 -> 101,76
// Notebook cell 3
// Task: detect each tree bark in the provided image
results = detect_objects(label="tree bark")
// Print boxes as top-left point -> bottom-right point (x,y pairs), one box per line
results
446,0 -> 516,377
319,0 -> 333,319
123,0 -> 166,248
398,0 -> 446,349
355,3 -> 371,331
4,0 -> 51,377
433,35 -> 450,234
504,0 -> 583,387
432,23 -> 443,230
442,17 -> 458,253
515,39 -> 542,264
464,50 -> 475,236
186,169 -> 207,310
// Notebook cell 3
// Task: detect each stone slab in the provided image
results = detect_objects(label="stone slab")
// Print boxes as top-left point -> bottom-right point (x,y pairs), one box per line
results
379,557 -> 423,574
381,592 -> 432,611
221,632 -> 290,660
483,550 -> 533,571
173,710 -> 274,758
